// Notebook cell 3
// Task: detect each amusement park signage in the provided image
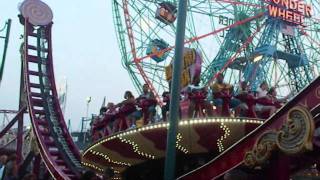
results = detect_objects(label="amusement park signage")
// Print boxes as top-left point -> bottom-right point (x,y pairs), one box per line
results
268,0 -> 312,25
218,15 -> 234,37
165,48 -> 202,90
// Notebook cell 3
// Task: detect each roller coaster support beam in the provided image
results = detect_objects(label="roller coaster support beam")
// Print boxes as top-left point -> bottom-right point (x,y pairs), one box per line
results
0,110 -> 23,114
0,19 -> 11,85
164,0 -> 188,180
0,106 -> 26,139
17,48 -> 27,164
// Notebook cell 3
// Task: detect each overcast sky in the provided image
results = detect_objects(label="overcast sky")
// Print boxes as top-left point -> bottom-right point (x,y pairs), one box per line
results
0,0 -> 135,131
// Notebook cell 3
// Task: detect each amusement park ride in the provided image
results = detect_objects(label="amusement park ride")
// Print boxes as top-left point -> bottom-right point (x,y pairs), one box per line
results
0,0 -> 320,180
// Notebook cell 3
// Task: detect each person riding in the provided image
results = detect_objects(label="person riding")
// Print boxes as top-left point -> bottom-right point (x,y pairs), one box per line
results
102,102 -> 117,136
0,155 -> 7,180
4,154 -> 18,180
115,91 -> 141,132
255,82 -> 277,118
137,84 -> 157,125
267,87 -> 287,108
256,81 -> 268,98
187,76 -> 214,118
236,81 -> 257,118
211,73 -> 241,116
92,107 -> 107,141
161,91 -> 170,121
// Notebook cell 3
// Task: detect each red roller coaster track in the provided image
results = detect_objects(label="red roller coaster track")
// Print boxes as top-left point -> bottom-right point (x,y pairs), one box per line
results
23,19 -> 82,179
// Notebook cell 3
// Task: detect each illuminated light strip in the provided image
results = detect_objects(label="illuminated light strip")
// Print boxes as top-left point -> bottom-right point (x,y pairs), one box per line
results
217,123 -> 231,153
185,118 -> 263,125
82,162 -> 125,180
90,150 -> 131,166
81,162 -> 103,172
83,118 -> 263,158
84,135 -> 118,155
118,136 -> 156,159
176,133 -> 189,154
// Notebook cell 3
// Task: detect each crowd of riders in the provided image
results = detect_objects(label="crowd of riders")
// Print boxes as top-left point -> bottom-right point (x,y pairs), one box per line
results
91,74 -> 291,141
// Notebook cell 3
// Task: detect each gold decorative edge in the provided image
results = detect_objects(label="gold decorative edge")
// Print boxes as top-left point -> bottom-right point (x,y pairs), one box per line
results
244,106 -> 315,167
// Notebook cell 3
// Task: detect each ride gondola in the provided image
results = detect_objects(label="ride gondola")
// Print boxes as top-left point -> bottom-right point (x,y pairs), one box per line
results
155,2 -> 177,25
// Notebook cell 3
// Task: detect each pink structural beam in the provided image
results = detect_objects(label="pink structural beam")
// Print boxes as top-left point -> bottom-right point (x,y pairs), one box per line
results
0,107 -> 26,139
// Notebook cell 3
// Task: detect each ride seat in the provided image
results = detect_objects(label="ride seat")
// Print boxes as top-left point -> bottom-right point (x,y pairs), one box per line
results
155,2 -> 177,24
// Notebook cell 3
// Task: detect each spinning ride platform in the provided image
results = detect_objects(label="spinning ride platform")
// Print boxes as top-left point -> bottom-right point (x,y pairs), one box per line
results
81,118 -> 263,178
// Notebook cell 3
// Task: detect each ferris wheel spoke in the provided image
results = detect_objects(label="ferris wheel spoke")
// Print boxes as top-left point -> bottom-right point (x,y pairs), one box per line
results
141,62 -> 166,70
131,1 -> 169,31
185,10 -> 213,65
188,2 -> 232,15
135,12 -> 265,63
302,41 -> 320,55
128,1 -> 176,40
141,64 -> 165,72
207,0 -> 224,46
136,68 -> 167,89
213,0 -> 264,8
186,3 -> 233,61
311,0 -> 320,17
129,2 -> 174,39
272,61 -> 291,91
302,36 -> 320,76
130,66 -> 156,82
206,21 -> 266,85
122,0 -> 165,105
303,31 -> 320,50
153,68 -> 169,90
130,25 -> 174,58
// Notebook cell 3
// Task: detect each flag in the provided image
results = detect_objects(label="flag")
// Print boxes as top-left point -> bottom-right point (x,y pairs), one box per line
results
101,96 -> 106,108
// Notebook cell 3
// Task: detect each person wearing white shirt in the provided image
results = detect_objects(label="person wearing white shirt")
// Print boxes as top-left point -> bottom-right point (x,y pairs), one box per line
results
0,155 -> 7,179
255,81 -> 276,117
256,81 -> 268,98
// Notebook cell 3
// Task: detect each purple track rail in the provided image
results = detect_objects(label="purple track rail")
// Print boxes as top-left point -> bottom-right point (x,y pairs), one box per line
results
23,19 -> 82,179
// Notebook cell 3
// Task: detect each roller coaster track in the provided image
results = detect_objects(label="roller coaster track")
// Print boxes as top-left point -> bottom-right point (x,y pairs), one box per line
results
179,76 -> 320,180
23,19 -> 82,179
0,19 -> 11,86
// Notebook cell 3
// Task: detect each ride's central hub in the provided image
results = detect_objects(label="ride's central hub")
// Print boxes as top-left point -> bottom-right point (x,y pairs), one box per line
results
268,0 -> 312,25
82,118 -> 263,178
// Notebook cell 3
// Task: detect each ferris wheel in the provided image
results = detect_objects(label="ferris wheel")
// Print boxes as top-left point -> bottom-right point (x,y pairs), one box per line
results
112,0 -> 320,104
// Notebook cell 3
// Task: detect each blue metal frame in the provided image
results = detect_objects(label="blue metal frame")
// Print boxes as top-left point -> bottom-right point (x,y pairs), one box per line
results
243,18 -> 313,91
